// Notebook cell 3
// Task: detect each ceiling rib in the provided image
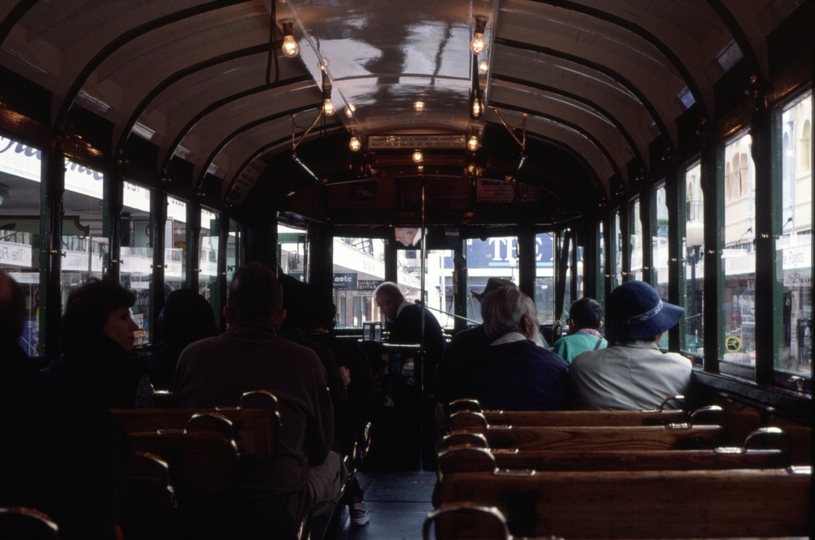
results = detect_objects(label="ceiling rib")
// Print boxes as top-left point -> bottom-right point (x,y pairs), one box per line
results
54,0 -> 253,129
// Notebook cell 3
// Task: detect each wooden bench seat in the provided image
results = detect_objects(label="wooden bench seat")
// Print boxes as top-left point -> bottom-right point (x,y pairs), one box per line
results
430,466 -> 811,538
441,423 -> 725,452
113,391 -> 281,459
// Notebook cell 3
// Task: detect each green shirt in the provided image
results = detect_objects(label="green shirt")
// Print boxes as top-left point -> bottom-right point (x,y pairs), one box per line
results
553,331 -> 607,364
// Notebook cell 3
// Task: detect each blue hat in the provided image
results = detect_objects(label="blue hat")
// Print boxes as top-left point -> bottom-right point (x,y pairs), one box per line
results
606,281 -> 684,340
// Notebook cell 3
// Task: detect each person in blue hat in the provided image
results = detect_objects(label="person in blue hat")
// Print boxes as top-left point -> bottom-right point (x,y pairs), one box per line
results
569,281 -> 691,410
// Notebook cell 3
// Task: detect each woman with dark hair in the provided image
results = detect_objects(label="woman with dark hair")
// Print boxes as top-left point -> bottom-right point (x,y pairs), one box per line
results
42,278 -> 152,408
149,288 -> 219,390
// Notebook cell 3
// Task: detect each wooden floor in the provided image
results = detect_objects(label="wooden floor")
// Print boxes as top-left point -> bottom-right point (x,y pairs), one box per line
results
337,471 -> 435,540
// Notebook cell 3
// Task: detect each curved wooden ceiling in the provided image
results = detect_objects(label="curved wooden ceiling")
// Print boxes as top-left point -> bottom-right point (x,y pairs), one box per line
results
0,0 -> 809,224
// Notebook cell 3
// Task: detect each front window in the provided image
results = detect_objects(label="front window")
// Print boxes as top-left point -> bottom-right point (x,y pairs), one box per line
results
121,181 -> 153,346
466,236 -> 518,324
535,232 -> 555,325
333,236 -> 385,328
278,223 -> 307,281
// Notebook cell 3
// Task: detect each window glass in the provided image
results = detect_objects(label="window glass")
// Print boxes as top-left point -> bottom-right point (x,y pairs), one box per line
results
61,161 -> 107,309
396,247 -> 455,329
597,221 -> 605,313
777,90 -> 812,378
333,237 -> 385,328
165,196 -> 187,291
653,186 -> 669,300
535,232 -> 555,325
561,230 -> 573,325
0,136 -> 43,356
226,218 -> 240,286
278,223 -> 306,281
721,132 -> 755,369
199,207 -> 218,303
630,199 -> 643,281
466,236 -> 518,324
684,162 -> 704,354
121,181 -> 152,346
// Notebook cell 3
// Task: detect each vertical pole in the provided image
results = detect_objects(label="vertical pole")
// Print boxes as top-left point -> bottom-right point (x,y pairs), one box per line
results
151,189 -> 167,342
518,225 -> 536,301
702,132 -> 723,373
667,165 -> 686,352
641,188 -> 654,286
42,138 -> 64,359
752,96 -> 777,384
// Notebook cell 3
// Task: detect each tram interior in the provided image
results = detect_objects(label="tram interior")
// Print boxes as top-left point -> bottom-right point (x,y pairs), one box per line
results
0,0 -> 812,538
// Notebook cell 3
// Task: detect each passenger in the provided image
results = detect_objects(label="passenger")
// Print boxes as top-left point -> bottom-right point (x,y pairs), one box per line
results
460,285 -> 570,411
278,274 -> 350,454
553,297 -> 607,363
303,298 -> 373,528
569,280 -> 691,410
374,281 -> 446,391
433,277 -> 515,407
149,288 -> 219,390
173,263 -> 346,540
0,271 -> 132,540
42,278 -> 152,408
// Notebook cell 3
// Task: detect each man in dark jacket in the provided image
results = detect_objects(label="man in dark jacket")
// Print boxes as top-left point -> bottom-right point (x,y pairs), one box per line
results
174,263 -> 346,540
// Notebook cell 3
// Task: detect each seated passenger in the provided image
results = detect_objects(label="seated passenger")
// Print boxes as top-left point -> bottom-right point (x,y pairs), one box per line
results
553,297 -> 607,363
149,288 -> 219,390
434,277 -> 514,407
0,272 -> 131,540
174,263 -> 346,540
42,278 -> 152,408
461,285 -> 569,411
569,280 -> 691,410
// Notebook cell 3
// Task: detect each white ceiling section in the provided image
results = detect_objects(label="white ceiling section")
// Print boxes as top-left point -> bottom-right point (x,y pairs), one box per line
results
0,0 -> 809,214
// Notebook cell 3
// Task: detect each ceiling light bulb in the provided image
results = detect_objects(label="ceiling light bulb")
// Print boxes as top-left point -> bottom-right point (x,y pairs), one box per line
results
470,32 -> 486,55
282,35 -> 299,58
412,150 -> 423,163
323,98 -> 335,116
471,97 -> 483,119
467,135 -> 479,152
280,20 -> 299,58
345,103 -> 356,118
479,60 -> 488,74
349,136 -> 361,152
414,101 -> 425,112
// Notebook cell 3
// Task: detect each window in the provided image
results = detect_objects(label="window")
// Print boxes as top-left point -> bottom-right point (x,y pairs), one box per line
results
629,199 -> 643,281
121,181 -> 153,346
721,131 -> 755,370
466,236 -> 518,324
777,89 -> 812,379
61,160 -> 107,309
332,236 -> 385,328
613,211 -> 622,288
684,162 -> 704,354
165,196 -> 187,291
653,185 -> 669,301
226,219 -> 241,286
535,232 -> 555,325
0,136 -> 43,356
199,207 -> 218,305
560,230 -> 574,325
397,244 -> 455,330
278,223 -> 306,281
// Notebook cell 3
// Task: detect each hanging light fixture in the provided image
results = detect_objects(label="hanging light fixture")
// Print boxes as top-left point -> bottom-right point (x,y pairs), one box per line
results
467,135 -> 479,152
323,98 -> 335,116
470,16 -> 488,55
280,19 -> 299,58
321,68 -> 335,116
349,132 -> 361,152
412,150 -> 424,163
471,89 -> 483,119
414,100 -> 425,112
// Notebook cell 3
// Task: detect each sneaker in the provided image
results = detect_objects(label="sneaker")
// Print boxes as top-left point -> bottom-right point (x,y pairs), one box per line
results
350,504 -> 370,527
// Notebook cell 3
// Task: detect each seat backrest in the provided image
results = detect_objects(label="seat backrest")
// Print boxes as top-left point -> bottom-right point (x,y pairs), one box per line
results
433,467 -> 811,538
437,445 -> 789,479
119,453 -> 176,540
458,424 -> 724,452
0,507 -> 59,540
113,406 -> 280,459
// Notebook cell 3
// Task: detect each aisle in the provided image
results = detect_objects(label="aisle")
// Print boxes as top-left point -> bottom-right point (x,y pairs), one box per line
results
338,471 -> 435,540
